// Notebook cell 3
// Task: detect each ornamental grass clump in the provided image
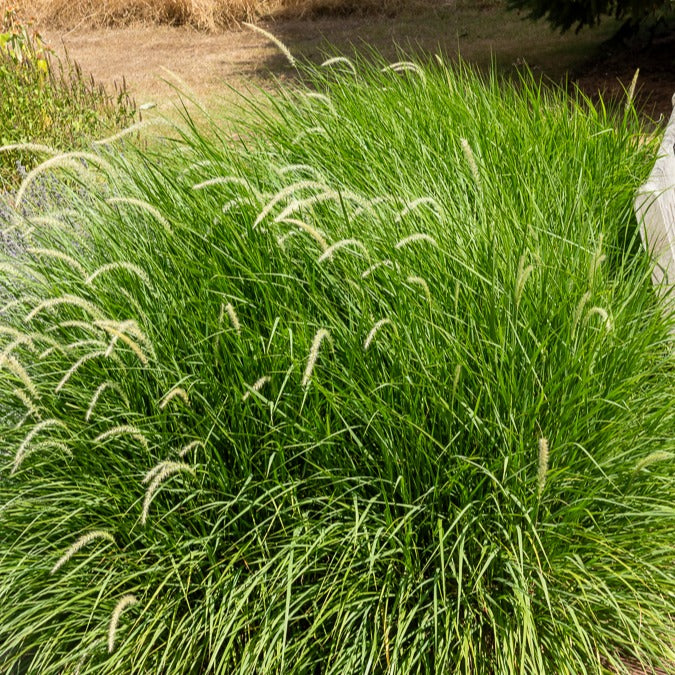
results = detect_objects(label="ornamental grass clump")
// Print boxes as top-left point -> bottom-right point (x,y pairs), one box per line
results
0,50 -> 673,674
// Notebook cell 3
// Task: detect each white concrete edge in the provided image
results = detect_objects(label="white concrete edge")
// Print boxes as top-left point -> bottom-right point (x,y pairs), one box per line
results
634,93 -> 675,313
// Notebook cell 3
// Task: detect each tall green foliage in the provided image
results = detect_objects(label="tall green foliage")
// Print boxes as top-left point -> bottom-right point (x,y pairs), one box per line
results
506,0 -> 672,31
0,8 -> 135,189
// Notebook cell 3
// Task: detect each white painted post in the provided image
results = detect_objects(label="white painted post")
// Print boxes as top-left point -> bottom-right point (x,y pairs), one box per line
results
634,94 -> 675,309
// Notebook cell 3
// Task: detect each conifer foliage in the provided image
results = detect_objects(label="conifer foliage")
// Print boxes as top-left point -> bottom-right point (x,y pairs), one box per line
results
507,0 -> 671,32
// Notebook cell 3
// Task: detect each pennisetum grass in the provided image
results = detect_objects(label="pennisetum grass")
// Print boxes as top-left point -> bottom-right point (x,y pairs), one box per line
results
0,51 -> 673,675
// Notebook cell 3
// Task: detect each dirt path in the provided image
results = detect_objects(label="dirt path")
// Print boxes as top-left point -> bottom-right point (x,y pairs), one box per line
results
38,4 -> 674,117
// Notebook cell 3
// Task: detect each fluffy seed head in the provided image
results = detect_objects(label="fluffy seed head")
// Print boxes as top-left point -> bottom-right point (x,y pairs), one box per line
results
13,419 -> 67,474
51,530 -> 115,574
242,23 -> 296,67
26,248 -> 87,278
318,238 -> 367,263
15,151 -> 113,209
86,262 -> 152,288
254,181 -> 329,228
178,440 -> 204,459
302,329 -> 331,388
141,462 -> 195,524
321,56 -> 357,73
515,255 -> 534,308
25,294 -> 105,322
108,594 -> 137,653
361,259 -> 395,279
1,354 -> 39,400
106,197 -> 173,235
395,197 -> 442,223
55,350 -> 107,393
382,61 -> 427,83
586,306 -> 612,331
160,387 -> 190,410
406,276 -> 432,302
634,451 -> 672,472
93,119 -> 169,145
224,303 -> 241,335
275,191 -> 341,222
364,318 -> 395,351
276,164 -> 325,180
276,218 -> 329,251
243,375 -> 271,401
86,382 -> 128,422
95,425 -> 149,451
394,233 -> 438,250
460,138 -> 481,187
537,437 -> 549,496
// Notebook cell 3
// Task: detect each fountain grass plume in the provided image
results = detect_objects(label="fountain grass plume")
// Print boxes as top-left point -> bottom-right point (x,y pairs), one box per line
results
159,386 -> 190,409
317,238 -> 367,263
141,462 -> 195,524
0,55 -> 673,675
302,329 -> 331,388
242,23 -> 296,68
107,594 -> 137,653
51,530 -> 115,574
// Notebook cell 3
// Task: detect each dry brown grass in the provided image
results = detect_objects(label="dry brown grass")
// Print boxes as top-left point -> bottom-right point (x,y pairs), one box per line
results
4,0 -> 410,31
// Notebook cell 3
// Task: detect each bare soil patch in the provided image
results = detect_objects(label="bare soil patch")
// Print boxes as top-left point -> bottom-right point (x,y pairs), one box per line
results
26,3 -> 675,122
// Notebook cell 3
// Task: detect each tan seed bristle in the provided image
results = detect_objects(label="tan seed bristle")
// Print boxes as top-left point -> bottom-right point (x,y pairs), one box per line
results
364,319 -> 395,351
572,291 -> 592,336
94,119 -> 169,145
224,303 -> 241,335
361,260 -> 394,279
243,375 -> 271,401
55,350 -> 107,393
634,451 -> 672,472
382,61 -> 427,83
86,262 -> 151,288
395,197 -> 442,223
276,218 -> 329,251
51,530 -> 115,574
394,233 -> 438,250
107,197 -> 173,235
178,440 -> 204,458
242,23 -> 296,67
253,181 -> 328,228
625,68 -> 639,110
141,462 -> 195,524
515,255 -> 534,308
0,142 -> 58,155
302,329 -> 331,388
275,191 -> 340,222
12,388 -> 41,419
13,419 -> 67,475
159,387 -> 190,410
321,56 -> 357,74
1,354 -> 39,400
26,248 -> 87,278
537,437 -> 549,496
586,306 -> 612,331
318,238 -> 367,263
406,276 -> 431,302
276,164 -> 325,180
108,594 -> 137,653
95,425 -> 149,451
86,382 -> 127,422
15,152 -> 112,209
25,294 -> 105,322
460,138 -> 481,187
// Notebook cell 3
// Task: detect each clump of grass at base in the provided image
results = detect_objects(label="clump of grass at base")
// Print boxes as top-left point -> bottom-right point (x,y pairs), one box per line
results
0,8 -> 135,189
0,53 -> 673,674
